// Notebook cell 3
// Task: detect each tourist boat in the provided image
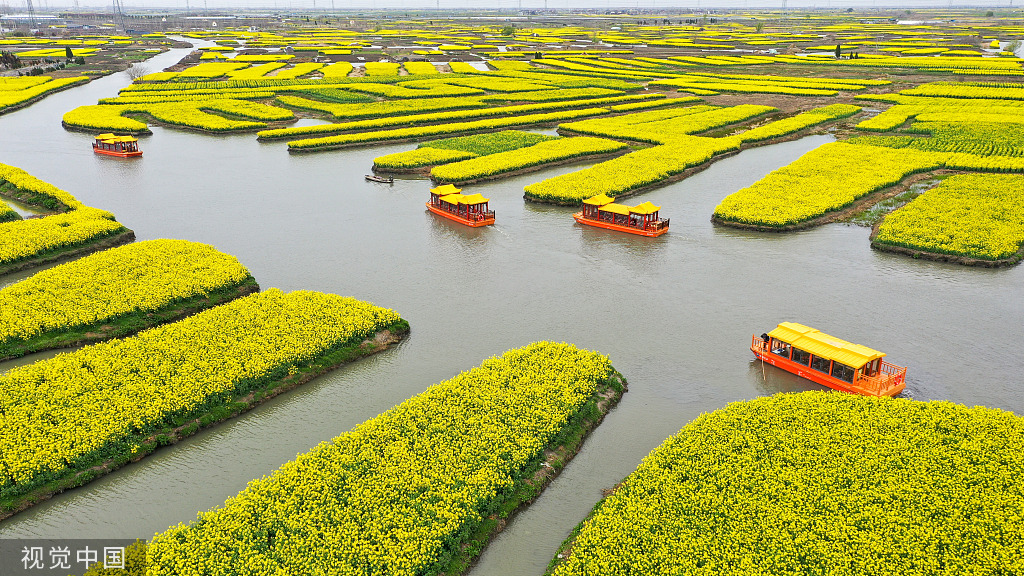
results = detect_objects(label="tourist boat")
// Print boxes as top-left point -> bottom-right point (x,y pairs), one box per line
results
426,184 -> 495,227
92,134 -> 142,157
751,322 -> 907,397
365,174 -> 394,184
573,194 -> 669,237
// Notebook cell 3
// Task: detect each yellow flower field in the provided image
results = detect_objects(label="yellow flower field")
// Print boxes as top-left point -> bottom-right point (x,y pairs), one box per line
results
431,137 -> 628,183
0,162 -> 87,211
259,94 -> 657,140
0,208 -> 126,268
526,137 -> 739,202
0,289 -> 403,501
146,342 -> 615,576
0,163 -> 130,270
0,200 -> 17,223
551,393 -> 1024,576
560,104 -> 771,145
288,108 -> 609,150
0,239 -> 255,358
0,76 -> 89,113
374,147 -> 479,170
63,98 -> 295,133
275,94 -> 487,119
713,143 -> 944,227
875,174 -> 1024,261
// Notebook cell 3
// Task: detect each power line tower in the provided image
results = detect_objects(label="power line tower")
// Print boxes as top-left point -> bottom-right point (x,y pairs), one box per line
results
111,0 -> 127,32
25,0 -> 38,29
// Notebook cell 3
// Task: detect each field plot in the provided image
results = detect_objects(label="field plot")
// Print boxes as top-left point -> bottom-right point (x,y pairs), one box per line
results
549,393 -> 1024,576
145,342 -> 623,576
65,58 -> 661,138
0,289 -> 405,517
525,104 -> 859,204
0,163 -> 133,276
0,239 -> 257,361
373,130 -> 557,171
63,99 -> 295,134
712,80 -> 1024,261
713,143 -> 944,228
431,137 -> 628,184
873,174 -> 1024,265
0,77 -> 88,114
0,33 -> 177,113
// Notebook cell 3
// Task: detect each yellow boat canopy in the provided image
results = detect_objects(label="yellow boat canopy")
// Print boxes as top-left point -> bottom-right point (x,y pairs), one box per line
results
598,203 -> 631,216
96,134 -> 137,143
439,192 -> 490,206
431,184 -> 461,196
630,201 -> 660,215
768,322 -> 886,369
583,194 -> 616,206
456,192 -> 489,205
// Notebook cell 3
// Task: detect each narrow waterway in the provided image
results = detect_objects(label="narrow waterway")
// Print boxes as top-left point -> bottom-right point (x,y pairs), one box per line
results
0,45 -> 1022,576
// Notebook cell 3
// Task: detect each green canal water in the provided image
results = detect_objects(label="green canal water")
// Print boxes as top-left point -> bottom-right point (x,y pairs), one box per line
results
1,41 -> 1022,576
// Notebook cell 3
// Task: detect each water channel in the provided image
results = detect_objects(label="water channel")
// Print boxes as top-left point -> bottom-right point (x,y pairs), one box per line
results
0,40 -> 1022,576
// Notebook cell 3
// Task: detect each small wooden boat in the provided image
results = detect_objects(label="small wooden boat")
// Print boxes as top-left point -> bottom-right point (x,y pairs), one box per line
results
365,174 -> 394,184
92,134 -> 142,157
751,322 -> 907,397
426,184 -> 495,227
573,194 -> 668,237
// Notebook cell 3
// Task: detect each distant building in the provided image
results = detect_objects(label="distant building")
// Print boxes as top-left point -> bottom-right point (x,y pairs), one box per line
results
0,14 -> 66,27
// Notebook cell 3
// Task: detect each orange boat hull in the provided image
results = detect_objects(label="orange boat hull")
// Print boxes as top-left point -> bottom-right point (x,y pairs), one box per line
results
93,147 -> 142,158
751,344 -> 906,397
573,212 -> 667,237
426,202 -> 494,227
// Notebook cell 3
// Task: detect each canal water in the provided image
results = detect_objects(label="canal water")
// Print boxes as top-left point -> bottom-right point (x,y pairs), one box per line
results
1,40 -> 1022,576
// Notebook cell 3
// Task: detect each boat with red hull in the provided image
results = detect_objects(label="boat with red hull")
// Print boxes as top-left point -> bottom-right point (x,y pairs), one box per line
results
573,194 -> 668,237
751,322 -> 907,397
92,134 -> 142,158
426,184 -> 495,227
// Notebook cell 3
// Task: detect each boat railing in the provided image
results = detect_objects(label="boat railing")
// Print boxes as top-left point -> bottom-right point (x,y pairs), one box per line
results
853,361 -> 906,394
879,360 -> 906,378
750,335 -> 769,354
647,218 -> 670,231
466,211 -> 495,221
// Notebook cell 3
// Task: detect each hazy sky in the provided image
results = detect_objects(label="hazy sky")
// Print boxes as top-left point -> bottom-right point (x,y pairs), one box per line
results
5,0 -> 1019,14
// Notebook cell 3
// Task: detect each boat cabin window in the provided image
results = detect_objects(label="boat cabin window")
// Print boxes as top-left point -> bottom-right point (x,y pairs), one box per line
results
791,348 -> 811,366
831,362 -> 855,383
810,355 -> 832,374
770,339 -> 791,359
863,358 -> 881,376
